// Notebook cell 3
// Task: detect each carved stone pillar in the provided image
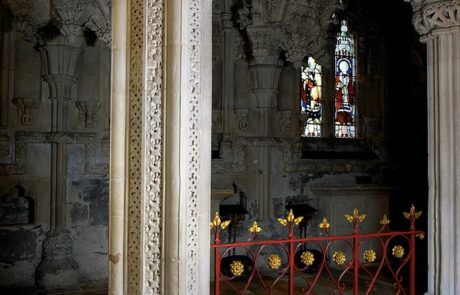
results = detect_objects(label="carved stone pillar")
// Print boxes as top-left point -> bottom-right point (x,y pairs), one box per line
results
109,0 -> 212,294
246,28 -> 282,219
35,31 -> 84,289
405,1 -> 460,294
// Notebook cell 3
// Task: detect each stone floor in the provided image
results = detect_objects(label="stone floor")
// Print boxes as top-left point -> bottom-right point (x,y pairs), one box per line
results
0,282 -> 107,295
214,273 -> 412,295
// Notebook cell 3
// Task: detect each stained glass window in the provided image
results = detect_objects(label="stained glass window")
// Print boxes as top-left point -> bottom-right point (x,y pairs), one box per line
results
301,57 -> 322,137
335,20 -> 356,138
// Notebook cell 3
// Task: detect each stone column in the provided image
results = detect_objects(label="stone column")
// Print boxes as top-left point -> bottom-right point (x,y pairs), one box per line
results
109,0 -> 212,294
247,28 -> 283,218
406,1 -> 460,294
35,31 -> 84,289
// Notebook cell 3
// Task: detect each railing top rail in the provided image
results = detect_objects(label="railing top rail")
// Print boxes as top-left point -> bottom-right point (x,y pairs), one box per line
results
211,229 -> 423,248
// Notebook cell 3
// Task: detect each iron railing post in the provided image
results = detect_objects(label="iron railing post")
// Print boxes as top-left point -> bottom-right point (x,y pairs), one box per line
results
353,222 -> 359,295
289,222 -> 295,295
214,229 -> 220,295
410,218 -> 416,295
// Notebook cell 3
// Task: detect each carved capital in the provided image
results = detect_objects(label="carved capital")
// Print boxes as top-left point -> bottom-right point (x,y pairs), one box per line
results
246,27 -> 282,65
38,42 -> 84,100
406,0 -> 460,37
5,0 -> 111,44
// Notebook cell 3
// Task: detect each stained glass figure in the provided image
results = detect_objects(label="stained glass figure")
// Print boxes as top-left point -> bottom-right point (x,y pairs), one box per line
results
335,20 -> 356,138
301,56 -> 322,137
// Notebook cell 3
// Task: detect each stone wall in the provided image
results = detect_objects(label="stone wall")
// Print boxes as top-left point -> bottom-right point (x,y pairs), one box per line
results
0,0 -> 110,289
210,0 -> 394,231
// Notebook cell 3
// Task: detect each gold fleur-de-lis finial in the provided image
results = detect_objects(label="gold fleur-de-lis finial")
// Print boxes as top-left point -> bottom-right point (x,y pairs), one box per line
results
345,208 -> 366,223
319,217 -> 330,230
210,212 -> 221,229
403,204 -> 422,220
277,209 -> 304,227
287,209 -> 295,222
210,212 -> 231,230
249,221 -> 262,233
379,214 -> 391,225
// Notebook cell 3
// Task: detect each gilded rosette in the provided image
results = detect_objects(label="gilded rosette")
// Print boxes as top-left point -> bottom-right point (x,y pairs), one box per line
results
267,254 -> 282,270
230,260 -> 244,277
333,251 -> 347,266
392,245 -> 405,259
300,251 -> 315,266
363,249 -> 377,263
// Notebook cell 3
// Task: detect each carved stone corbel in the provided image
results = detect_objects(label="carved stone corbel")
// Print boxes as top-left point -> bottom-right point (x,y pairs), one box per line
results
12,97 -> 41,127
277,110 -> 292,134
76,101 -> 100,129
235,109 -> 249,132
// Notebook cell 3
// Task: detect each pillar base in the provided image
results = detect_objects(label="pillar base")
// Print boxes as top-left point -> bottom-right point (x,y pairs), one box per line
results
35,230 -> 79,289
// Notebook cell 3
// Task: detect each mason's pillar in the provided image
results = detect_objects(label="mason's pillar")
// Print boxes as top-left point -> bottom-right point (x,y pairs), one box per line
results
109,0 -> 212,294
406,1 -> 460,294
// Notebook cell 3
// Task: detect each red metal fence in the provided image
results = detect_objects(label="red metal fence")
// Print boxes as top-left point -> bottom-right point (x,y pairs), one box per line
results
211,206 -> 424,295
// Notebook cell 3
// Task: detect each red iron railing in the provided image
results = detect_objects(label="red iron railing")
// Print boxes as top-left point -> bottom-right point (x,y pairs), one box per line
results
211,205 -> 424,295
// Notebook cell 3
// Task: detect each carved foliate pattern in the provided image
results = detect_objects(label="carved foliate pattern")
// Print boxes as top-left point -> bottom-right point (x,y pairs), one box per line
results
52,0 -> 87,37
409,1 -> 460,36
4,0 -> 49,41
143,0 -> 164,294
186,0 -> 202,292
84,0 -> 111,45
6,0 -> 111,44
235,0 -> 341,68
127,0 -> 143,293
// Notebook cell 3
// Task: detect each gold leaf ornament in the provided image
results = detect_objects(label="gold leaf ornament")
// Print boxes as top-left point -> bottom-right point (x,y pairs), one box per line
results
210,212 -> 221,229
319,217 -> 330,230
267,254 -> 282,270
210,212 -> 231,230
230,260 -> 245,277
364,249 -> 377,263
294,216 -> 304,225
300,251 -> 315,266
416,232 -> 425,240
392,245 -> 405,259
278,218 -> 288,226
333,251 -> 347,266
403,204 -> 422,220
379,214 -> 391,225
249,221 -> 262,233
345,208 -> 366,223
220,220 -> 231,230
287,209 -> 295,222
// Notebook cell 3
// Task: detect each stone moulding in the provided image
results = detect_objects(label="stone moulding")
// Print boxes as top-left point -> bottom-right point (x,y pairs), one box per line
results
143,0 -> 164,294
126,0 -> 144,293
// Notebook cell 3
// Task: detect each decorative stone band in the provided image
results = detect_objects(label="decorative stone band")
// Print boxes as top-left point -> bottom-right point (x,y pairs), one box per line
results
408,1 -> 460,37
